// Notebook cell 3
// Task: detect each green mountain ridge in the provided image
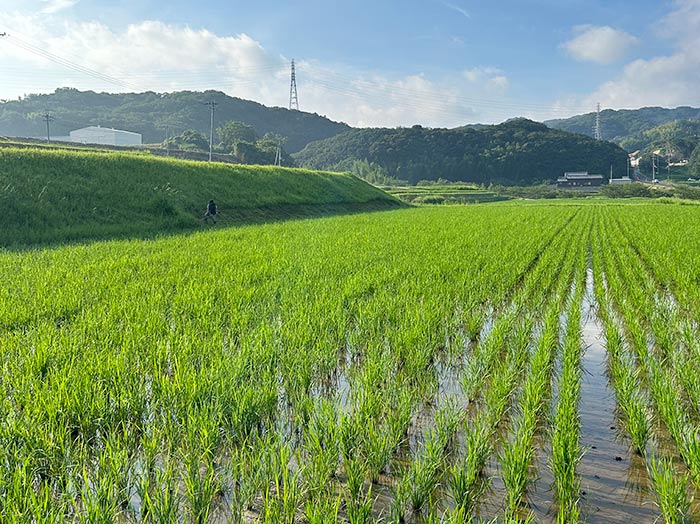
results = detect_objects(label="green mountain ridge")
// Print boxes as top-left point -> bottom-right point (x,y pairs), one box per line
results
293,119 -> 628,185
545,106 -> 700,146
0,88 -> 350,153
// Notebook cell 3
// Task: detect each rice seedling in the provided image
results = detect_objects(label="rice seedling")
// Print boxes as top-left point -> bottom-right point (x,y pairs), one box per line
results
406,432 -> 446,512
304,493 -> 342,524
139,459 -> 180,524
679,429 -> 700,488
346,484 -> 374,524
259,442 -> 304,524
301,399 -> 340,498
647,455 -> 690,524
449,417 -> 493,515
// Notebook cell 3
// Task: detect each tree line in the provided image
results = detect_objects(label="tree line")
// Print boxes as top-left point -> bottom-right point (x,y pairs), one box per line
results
164,121 -> 294,166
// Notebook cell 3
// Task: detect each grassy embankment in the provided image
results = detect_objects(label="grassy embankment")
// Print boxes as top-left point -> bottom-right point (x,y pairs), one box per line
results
0,147 -> 400,247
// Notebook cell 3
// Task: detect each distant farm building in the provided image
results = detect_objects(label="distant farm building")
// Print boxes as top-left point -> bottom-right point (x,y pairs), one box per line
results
70,126 -> 142,146
557,172 -> 604,188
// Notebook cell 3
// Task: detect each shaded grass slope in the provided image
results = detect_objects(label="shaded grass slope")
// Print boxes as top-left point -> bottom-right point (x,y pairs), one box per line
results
0,148 -> 400,247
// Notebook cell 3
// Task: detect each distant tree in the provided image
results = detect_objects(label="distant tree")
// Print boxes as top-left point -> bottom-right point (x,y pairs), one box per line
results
690,142 -> 700,179
231,134 -> 295,166
234,141 -> 272,164
350,159 -> 406,186
163,129 -> 209,152
217,121 -> 258,151
257,132 -> 288,149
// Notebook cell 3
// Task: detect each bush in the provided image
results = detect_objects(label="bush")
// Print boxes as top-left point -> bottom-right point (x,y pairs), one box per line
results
413,195 -> 445,205
672,185 -> 700,201
600,183 -> 656,198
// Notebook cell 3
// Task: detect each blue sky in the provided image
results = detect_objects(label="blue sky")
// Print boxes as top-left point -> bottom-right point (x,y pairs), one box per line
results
1,0 -> 699,127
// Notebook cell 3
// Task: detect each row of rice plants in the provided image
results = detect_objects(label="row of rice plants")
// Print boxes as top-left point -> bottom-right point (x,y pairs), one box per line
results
596,208 -> 693,523
591,226 -> 651,456
497,210 -> 592,523
548,268 -> 586,524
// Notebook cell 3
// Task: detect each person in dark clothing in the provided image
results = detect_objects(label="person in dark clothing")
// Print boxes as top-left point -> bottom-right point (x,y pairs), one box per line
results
204,199 -> 217,224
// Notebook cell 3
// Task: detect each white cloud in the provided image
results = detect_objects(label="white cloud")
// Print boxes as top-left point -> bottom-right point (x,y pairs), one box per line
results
443,2 -> 470,19
562,25 -> 639,65
0,13 -> 513,127
463,67 -> 509,92
40,0 -> 79,14
582,0 -> 700,109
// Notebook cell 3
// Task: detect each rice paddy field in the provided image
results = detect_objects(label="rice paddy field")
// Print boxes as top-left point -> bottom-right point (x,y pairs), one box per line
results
3,201 -> 700,523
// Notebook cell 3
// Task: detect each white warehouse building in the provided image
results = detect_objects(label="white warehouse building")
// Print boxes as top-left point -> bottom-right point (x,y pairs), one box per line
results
70,126 -> 142,146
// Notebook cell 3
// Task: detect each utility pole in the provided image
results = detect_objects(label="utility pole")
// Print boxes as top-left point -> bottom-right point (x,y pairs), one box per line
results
289,59 -> 299,111
204,101 -> 217,162
43,111 -> 54,143
274,138 -> 283,166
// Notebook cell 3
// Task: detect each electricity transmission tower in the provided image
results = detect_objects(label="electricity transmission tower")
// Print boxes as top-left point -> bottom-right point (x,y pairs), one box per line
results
289,59 -> 299,111
43,112 -> 54,143
593,103 -> 602,140
204,101 -> 217,162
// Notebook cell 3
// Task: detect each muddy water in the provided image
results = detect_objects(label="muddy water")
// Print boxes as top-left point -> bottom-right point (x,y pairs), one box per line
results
576,267 -> 658,523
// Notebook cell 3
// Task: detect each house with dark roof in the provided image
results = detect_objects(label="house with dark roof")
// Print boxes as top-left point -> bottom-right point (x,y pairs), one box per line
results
556,171 -> 605,189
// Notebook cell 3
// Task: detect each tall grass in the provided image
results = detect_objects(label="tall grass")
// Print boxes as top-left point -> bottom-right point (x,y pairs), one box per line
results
0,146 -> 399,246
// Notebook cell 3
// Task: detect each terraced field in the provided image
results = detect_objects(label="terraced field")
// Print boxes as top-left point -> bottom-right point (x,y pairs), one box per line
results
2,202 -> 700,523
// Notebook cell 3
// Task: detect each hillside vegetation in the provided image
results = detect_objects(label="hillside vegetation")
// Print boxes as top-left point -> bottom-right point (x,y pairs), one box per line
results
294,119 -> 627,185
0,88 -> 350,153
0,148 -> 398,246
546,106 -> 700,145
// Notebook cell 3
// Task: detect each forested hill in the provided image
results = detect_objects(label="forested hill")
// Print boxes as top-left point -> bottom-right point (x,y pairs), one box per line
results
546,106 -> 700,146
0,88 -> 350,153
294,119 -> 628,185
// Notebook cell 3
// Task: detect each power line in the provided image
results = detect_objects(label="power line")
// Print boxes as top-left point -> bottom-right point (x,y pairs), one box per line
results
593,102 -> 602,140
3,34 -> 138,90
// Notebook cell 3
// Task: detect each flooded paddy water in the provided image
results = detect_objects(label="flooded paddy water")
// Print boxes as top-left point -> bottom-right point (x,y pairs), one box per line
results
575,268 -> 657,523
477,267 -> 679,523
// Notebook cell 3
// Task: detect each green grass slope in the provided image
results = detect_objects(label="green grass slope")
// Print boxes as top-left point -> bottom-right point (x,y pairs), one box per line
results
0,148 -> 399,247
